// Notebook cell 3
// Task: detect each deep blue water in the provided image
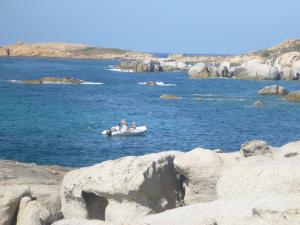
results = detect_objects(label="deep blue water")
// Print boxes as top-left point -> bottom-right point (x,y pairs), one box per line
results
0,57 -> 300,167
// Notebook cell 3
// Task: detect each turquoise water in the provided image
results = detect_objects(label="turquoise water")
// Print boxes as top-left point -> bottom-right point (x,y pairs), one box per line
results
0,57 -> 300,167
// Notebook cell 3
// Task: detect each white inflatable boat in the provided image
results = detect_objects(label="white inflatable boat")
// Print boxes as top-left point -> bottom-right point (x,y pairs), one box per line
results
102,126 -> 147,136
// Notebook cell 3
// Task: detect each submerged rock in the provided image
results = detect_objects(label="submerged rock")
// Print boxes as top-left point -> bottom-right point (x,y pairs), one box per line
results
258,85 -> 289,95
160,94 -> 182,100
253,100 -> 264,107
284,91 -> 300,102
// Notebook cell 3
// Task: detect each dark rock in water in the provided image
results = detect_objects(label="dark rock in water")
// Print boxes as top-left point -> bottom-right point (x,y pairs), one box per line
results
284,91 -> 300,102
22,77 -> 84,84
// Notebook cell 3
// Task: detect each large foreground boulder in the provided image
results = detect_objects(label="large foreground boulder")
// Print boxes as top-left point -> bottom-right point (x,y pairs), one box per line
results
258,85 -> 289,95
61,152 -> 184,223
143,141 -> 300,225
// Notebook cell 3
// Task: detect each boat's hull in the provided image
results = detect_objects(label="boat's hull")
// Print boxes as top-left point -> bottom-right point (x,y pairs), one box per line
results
102,126 -> 147,136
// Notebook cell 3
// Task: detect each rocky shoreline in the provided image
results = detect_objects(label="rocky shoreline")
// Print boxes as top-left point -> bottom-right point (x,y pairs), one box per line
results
1,140 -> 300,225
1,39 -> 300,81
117,39 -> 300,80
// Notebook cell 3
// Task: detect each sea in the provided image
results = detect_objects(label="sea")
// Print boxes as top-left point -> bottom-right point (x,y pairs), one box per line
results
0,57 -> 300,167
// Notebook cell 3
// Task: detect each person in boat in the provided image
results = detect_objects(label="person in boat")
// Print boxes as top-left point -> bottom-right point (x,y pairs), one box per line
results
119,118 -> 128,131
131,122 -> 137,130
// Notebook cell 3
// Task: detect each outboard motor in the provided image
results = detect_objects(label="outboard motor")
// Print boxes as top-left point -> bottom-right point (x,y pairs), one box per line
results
106,129 -> 112,136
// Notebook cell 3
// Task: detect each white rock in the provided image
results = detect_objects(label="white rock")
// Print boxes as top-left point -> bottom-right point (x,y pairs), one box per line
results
0,185 -> 31,225
16,196 -> 51,225
237,60 -> 281,80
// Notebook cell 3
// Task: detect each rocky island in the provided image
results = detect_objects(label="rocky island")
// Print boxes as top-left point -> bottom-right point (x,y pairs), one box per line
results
1,140 -> 300,225
0,42 -> 152,60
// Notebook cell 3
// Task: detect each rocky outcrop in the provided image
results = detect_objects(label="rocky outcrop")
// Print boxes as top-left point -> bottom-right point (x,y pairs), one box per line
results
188,62 -> 235,79
0,160 -> 70,225
284,91 -> 300,102
118,59 -> 189,72
258,85 -> 289,95
236,59 -> 281,80
61,152 -> 184,223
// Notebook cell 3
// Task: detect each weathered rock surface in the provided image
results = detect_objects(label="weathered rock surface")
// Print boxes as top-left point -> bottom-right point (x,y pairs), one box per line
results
258,85 -> 289,95
240,140 -> 270,157
0,185 -> 31,225
188,62 -> 234,79
61,151 -> 184,223
284,91 -> 300,102
16,196 -> 52,225
143,140 -> 300,225
236,59 -> 281,80
173,148 -> 224,204
52,220 -> 112,225
0,160 -> 70,225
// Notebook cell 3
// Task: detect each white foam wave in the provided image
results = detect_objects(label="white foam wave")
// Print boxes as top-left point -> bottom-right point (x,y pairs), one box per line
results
107,68 -> 134,73
81,82 -> 104,85
138,82 -> 176,86
204,98 -> 246,101
193,94 -> 217,97
7,80 -> 22,84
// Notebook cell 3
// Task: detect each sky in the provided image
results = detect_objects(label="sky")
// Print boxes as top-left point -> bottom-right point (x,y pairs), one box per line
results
1,0 -> 300,54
